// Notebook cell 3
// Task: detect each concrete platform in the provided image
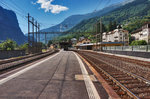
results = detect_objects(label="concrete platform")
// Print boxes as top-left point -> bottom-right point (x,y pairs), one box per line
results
0,51 -> 109,99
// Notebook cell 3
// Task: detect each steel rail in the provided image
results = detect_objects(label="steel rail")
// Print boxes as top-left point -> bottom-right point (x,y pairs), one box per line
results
78,52 -> 141,99
0,50 -> 59,72
83,52 -> 150,85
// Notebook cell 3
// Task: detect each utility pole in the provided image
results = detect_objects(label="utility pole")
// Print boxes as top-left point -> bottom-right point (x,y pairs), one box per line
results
96,22 -> 98,51
32,17 -> 34,44
38,24 -> 40,42
35,21 -> 38,43
100,18 -> 103,51
100,18 -> 102,42
32,17 -> 35,53
27,13 -> 41,53
45,33 -> 47,45
28,13 -> 30,54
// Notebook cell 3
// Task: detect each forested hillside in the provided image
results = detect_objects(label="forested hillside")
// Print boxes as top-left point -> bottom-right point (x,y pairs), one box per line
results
68,0 -> 150,33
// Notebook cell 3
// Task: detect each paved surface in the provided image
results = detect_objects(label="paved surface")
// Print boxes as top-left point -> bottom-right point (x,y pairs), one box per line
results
0,51 -> 108,99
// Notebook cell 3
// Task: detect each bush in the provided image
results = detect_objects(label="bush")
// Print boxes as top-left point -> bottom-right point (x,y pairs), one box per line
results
0,39 -> 17,50
19,43 -> 29,50
130,40 -> 147,46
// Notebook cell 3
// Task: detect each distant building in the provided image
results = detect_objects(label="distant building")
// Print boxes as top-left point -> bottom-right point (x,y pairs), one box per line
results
79,37 -> 85,41
102,29 -> 129,46
131,23 -> 150,44
71,38 -> 77,44
75,38 -> 92,50
76,38 -> 91,46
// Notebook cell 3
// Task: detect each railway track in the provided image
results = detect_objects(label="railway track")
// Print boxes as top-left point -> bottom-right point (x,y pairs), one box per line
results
80,51 -> 150,81
76,50 -> 150,99
0,50 -> 59,73
99,52 -> 150,69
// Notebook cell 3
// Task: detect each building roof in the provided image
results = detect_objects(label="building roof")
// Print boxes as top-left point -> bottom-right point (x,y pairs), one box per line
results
131,22 -> 150,34
78,38 -> 90,42
75,42 -> 123,47
143,22 -> 150,26
131,28 -> 142,34
79,37 -> 85,41
71,38 -> 77,41
97,42 -> 123,45
102,29 -> 128,35
78,43 -> 93,46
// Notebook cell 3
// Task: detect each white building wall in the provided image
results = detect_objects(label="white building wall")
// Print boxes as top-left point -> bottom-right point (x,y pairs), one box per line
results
102,29 -> 129,45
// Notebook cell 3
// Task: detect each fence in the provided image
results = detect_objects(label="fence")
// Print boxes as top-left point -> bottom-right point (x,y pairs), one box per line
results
0,50 -> 26,59
103,45 -> 150,52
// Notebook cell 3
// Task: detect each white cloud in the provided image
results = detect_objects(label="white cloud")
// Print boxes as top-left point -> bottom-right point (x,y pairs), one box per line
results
36,0 -> 69,14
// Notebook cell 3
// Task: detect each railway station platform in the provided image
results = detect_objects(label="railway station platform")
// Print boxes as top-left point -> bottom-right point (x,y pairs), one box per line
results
0,51 -> 118,99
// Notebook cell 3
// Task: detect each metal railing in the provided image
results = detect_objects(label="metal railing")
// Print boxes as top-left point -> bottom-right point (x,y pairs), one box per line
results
103,45 -> 150,52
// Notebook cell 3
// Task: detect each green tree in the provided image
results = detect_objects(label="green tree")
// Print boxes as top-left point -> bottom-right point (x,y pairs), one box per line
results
48,40 -> 53,47
112,21 -> 117,30
108,21 -> 113,31
0,39 -> 17,50
19,43 -> 29,50
102,24 -> 107,32
130,40 -> 147,46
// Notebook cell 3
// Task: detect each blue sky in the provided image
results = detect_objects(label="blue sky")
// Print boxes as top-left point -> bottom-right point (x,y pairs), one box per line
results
0,0 -> 125,34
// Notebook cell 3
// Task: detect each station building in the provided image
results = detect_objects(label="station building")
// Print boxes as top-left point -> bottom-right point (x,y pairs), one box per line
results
74,28 -> 128,50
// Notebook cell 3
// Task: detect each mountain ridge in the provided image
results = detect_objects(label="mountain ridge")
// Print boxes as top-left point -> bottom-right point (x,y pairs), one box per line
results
68,0 -> 150,33
41,0 -> 134,32
0,6 -> 27,44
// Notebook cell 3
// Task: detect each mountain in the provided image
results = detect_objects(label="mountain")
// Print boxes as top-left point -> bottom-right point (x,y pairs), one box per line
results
41,0 -> 134,32
0,6 -> 27,44
68,0 -> 150,33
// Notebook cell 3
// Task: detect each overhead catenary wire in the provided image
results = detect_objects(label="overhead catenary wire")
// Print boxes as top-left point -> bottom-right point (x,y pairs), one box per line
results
93,0 -> 112,12
1,0 -> 27,15
8,0 -> 28,14
94,0 -> 104,12
0,0 -> 27,21
0,0 -> 29,34
104,0 -> 112,7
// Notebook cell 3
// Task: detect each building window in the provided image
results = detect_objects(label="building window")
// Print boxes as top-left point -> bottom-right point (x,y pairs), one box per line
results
125,37 -> 128,39
148,24 -> 150,28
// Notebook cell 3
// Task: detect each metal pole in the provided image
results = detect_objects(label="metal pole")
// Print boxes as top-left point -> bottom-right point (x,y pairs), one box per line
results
32,17 -> 34,53
96,23 -> 98,51
36,21 -> 38,43
38,24 -> 40,42
45,33 -> 47,45
100,18 -> 102,51
28,13 -> 30,54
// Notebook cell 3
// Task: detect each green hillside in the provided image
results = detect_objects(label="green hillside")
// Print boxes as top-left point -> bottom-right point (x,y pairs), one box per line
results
57,0 -> 150,42
70,0 -> 150,32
